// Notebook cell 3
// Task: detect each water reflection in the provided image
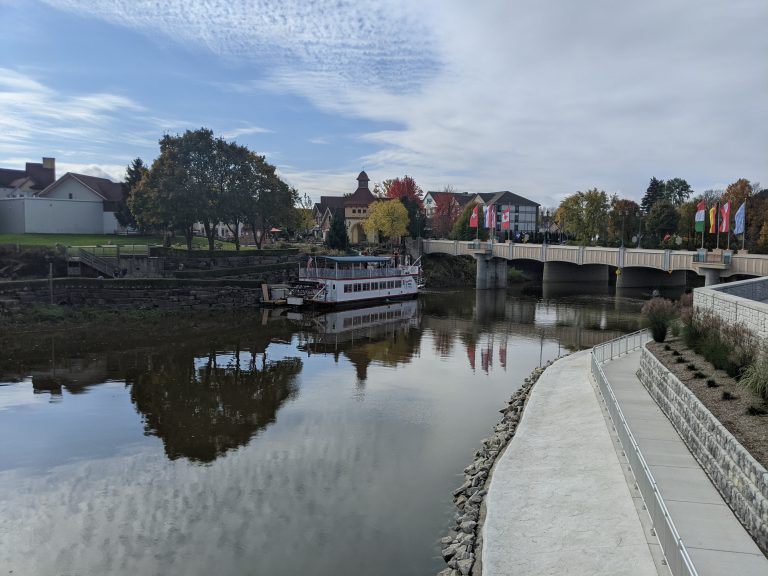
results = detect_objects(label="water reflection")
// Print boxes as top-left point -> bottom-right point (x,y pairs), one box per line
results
0,289 -> 647,576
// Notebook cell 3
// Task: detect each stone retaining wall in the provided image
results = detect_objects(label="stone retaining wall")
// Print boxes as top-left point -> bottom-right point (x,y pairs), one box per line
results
0,278 -> 277,312
694,278 -> 768,340
437,361 -> 554,576
638,347 -> 768,551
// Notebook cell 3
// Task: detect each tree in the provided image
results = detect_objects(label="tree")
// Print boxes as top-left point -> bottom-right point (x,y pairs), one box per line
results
118,157 -> 147,230
433,192 -> 461,238
664,178 -> 692,206
385,175 -> 423,207
326,209 -> 349,251
641,177 -> 666,214
400,196 -> 425,238
364,200 -> 409,243
608,197 -> 640,246
676,200 -> 698,249
645,200 -> 679,243
556,188 -> 609,244
450,203 -> 488,240
722,178 -> 758,208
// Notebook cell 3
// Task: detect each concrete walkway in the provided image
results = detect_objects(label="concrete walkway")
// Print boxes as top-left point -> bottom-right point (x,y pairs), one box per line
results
481,350 -> 659,575
602,350 -> 768,576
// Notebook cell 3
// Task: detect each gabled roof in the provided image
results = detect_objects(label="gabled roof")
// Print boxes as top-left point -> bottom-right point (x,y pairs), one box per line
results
474,191 -> 539,207
39,172 -> 123,202
425,191 -> 475,207
316,195 -> 345,216
0,161 -> 54,192
344,185 -> 377,206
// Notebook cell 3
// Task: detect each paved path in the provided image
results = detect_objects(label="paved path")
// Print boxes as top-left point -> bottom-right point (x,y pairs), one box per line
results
603,350 -> 768,576
481,350 -> 659,575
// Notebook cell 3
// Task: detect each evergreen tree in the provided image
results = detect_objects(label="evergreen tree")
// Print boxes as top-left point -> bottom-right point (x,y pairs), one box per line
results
118,157 -> 148,230
664,177 -> 692,206
641,177 -> 666,214
450,203 -> 488,240
326,210 -> 349,251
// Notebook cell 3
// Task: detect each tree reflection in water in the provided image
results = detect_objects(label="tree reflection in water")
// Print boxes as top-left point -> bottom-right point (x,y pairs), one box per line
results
129,345 -> 302,464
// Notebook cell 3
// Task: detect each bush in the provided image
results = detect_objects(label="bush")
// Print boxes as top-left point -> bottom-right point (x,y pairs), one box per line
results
740,346 -> 768,401
641,298 -> 677,342
681,309 -> 757,378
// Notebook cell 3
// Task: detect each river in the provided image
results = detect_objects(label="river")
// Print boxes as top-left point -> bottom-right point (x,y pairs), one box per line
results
0,286 -> 647,575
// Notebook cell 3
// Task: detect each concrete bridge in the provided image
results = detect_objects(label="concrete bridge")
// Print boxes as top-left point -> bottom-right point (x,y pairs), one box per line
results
422,239 -> 768,289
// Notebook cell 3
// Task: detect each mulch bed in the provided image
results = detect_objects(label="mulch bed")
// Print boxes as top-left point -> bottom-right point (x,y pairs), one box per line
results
646,337 -> 768,471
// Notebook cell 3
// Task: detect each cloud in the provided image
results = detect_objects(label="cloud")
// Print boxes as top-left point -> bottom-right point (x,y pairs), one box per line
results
220,126 -> 273,139
30,1 -> 768,202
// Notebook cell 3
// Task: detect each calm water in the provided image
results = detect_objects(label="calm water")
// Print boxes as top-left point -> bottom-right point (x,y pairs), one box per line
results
0,287 -> 645,576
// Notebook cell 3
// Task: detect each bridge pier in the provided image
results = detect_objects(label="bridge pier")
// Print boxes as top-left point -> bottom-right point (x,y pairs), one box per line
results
543,262 -> 609,283
474,255 -> 507,290
702,268 -> 721,286
616,268 -> 687,289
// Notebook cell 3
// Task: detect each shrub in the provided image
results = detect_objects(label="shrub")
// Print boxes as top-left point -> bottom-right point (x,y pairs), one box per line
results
675,357 -> 685,364
672,350 -> 681,357
746,406 -> 767,416
694,371 -> 706,379
740,346 -> 768,401
722,391 -> 736,401
686,363 -> 697,370
683,310 -> 756,378
707,379 -> 718,388
641,298 -> 677,343
664,344 -> 671,351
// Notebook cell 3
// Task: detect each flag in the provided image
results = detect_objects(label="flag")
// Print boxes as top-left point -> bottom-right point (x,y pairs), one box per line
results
467,342 -> 475,370
734,202 -> 746,235
469,205 -> 478,228
719,202 -> 731,233
694,201 -> 706,232
499,343 -> 507,369
484,204 -> 495,228
306,256 -> 313,269
709,205 -> 717,233
501,208 -> 510,230
663,233 -> 671,241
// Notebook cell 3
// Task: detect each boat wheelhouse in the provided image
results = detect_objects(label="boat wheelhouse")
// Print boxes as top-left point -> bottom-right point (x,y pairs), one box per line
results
287,255 -> 420,307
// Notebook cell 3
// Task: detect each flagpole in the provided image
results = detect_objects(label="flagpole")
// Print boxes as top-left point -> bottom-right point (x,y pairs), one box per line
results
742,199 -> 747,252
716,202 -> 720,250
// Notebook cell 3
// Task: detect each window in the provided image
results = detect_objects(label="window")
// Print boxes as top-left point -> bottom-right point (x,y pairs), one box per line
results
344,285 -> 352,293
395,280 -> 401,288
68,193 -> 73,199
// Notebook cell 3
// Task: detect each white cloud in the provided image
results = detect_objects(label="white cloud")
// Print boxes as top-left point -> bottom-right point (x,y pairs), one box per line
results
29,1 -> 768,202
220,126 -> 273,139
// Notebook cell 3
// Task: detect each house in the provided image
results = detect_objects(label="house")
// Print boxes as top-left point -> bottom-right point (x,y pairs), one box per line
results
313,172 -> 380,244
423,190 -> 473,220
472,191 -> 540,237
0,157 -> 56,197
0,158 -> 125,234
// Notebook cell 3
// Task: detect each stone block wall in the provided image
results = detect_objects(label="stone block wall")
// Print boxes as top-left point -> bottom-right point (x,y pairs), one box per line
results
0,278 -> 279,312
638,347 -> 768,551
694,278 -> 768,341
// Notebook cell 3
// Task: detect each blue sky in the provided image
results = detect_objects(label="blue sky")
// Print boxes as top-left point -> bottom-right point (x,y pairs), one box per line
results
2,0 -> 766,207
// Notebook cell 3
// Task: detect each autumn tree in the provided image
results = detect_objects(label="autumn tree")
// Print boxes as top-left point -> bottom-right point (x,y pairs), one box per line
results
722,178 -> 758,208
385,175 -> 424,207
433,192 -> 461,238
556,188 -> 610,244
364,200 -> 409,244
677,200 -> 699,250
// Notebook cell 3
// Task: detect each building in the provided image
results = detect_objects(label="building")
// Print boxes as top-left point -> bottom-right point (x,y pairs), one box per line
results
423,190 -> 474,220
313,172 -> 380,244
0,158 -> 125,234
472,191 -> 540,238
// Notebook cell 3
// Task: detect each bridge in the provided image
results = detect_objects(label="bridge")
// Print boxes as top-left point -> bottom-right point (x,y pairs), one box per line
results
422,239 -> 768,289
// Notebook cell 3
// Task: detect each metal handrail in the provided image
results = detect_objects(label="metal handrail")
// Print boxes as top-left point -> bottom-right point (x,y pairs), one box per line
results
78,248 -> 119,278
299,266 -> 417,280
591,331 -> 698,576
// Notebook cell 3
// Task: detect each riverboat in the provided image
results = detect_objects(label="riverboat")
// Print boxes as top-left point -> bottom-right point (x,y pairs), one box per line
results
287,255 -> 421,307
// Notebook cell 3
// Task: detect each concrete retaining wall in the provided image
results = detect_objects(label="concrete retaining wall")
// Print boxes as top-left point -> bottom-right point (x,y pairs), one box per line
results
0,279 -> 278,313
694,277 -> 768,340
638,347 -> 768,550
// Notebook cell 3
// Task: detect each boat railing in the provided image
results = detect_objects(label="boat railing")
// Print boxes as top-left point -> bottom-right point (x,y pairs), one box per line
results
299,266 -> 418,280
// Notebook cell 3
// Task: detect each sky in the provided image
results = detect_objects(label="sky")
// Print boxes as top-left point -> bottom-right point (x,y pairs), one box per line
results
1,0 -> 766,208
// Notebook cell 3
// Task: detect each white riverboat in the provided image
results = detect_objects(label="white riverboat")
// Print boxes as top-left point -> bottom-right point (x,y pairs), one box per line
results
287,255 -> 421,307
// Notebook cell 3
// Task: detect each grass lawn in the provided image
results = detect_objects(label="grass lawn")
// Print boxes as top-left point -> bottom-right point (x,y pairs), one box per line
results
0,233 -> 256,251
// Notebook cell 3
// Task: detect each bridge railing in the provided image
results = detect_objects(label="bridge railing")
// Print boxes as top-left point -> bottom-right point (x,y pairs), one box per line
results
592,330 -> 698,576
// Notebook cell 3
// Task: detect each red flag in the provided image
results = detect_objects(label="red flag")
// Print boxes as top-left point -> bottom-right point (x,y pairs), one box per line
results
719,202 -> 730,232
467,342 -> 475,370
663,233 -> 671,241
501,209 -> 510,230
499,343 -> 507,369
469,206 -> 478,228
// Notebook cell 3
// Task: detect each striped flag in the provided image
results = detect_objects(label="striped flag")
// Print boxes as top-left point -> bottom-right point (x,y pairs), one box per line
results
709,205 -> 717,234
484,204 -> 495,228
694,201 -> 706,232
734,202 -> 746,235
719,202 -> 731,233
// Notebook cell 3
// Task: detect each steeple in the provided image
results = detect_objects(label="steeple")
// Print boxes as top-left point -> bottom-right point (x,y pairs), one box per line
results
357,171 -> 370,191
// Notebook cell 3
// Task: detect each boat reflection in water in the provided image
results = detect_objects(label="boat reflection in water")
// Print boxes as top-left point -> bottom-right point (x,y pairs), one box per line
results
290,300 -> 420,386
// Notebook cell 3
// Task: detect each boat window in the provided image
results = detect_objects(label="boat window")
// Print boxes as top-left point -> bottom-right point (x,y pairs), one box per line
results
396,280 -> 401,288
344,285 -> 352,293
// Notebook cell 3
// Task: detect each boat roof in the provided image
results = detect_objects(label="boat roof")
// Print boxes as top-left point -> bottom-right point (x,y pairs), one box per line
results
315,255 -> 392,264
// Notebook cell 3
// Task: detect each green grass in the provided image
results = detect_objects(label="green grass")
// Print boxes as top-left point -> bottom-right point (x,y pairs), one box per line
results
0,233 -> 260,251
